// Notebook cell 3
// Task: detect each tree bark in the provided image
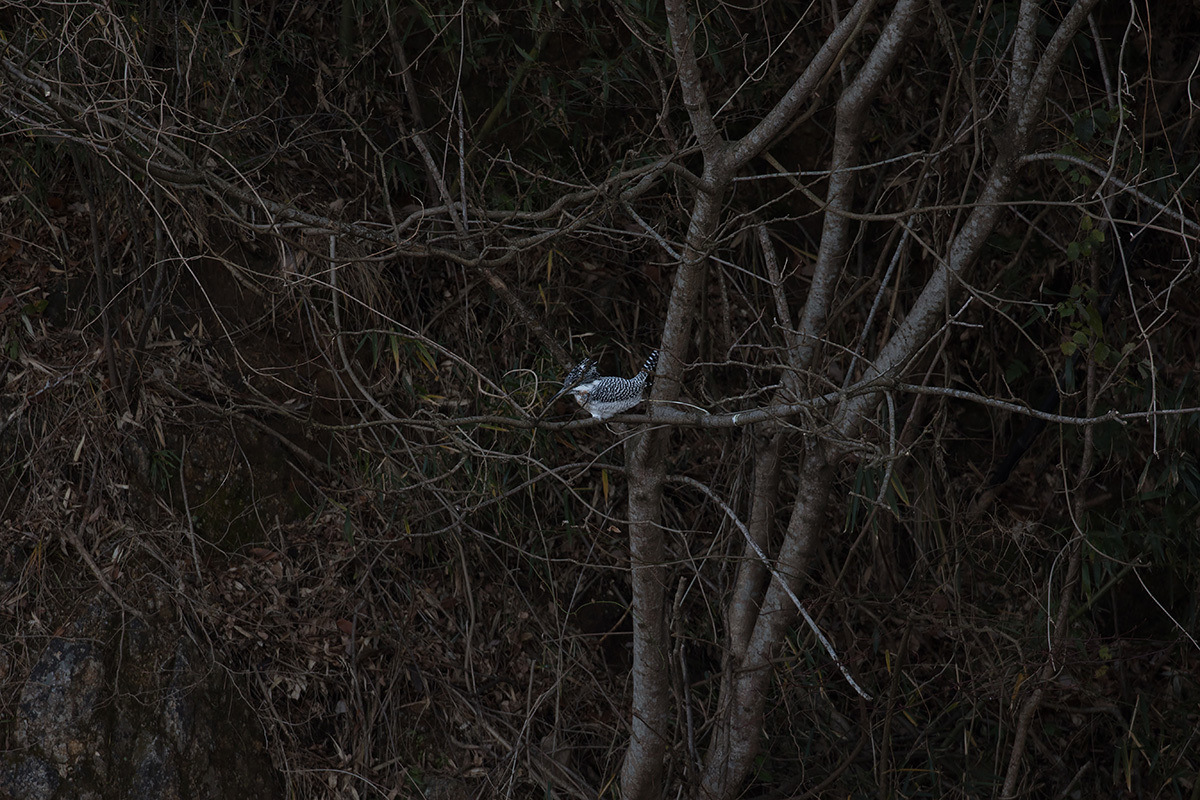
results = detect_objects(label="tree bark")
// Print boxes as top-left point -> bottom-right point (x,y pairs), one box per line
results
699,444 -> 834,799
621,425 -> 672,798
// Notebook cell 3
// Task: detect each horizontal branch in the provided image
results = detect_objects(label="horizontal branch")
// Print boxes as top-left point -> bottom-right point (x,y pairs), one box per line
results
1022,151 -> 1200,236
425,380 -> 1198,431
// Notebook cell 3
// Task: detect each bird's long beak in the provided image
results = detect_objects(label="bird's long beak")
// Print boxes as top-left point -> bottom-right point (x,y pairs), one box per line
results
547,384 -> 573,406
542,356 -> 596,418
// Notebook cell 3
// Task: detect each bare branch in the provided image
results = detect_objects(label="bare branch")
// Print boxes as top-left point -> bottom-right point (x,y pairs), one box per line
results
664,0 -> 723,159
670,474 -> 871,700
1006,0 -> 1041,126
835,0 -> 1104,441
1022,151 -> 1200,236
794,0 -> 924,374
725,0 -> 881,169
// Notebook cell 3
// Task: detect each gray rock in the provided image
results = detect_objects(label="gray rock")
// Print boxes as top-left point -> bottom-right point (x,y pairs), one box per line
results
0,596 -> 281,800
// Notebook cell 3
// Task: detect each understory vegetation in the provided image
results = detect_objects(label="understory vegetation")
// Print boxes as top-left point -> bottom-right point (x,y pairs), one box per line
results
1,0 -> 1199,797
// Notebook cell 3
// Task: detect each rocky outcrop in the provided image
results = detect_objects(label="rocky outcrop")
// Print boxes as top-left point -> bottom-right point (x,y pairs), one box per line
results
1,598 -> 281,800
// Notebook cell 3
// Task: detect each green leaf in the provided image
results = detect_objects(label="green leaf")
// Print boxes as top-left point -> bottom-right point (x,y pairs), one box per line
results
1005,359 -> 1029,382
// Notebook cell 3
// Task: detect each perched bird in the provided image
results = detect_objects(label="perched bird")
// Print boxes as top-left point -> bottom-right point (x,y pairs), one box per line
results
547,350 -> 658,420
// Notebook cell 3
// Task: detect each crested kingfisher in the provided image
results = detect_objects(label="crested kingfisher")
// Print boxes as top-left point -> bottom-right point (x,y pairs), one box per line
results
546,350 -> 658,420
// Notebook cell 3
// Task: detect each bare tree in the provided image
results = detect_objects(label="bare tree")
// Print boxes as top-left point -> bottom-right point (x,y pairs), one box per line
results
619,1 -> 1125,797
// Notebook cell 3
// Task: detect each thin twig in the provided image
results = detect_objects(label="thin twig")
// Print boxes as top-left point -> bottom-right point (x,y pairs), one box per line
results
669,475 -> 872,700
